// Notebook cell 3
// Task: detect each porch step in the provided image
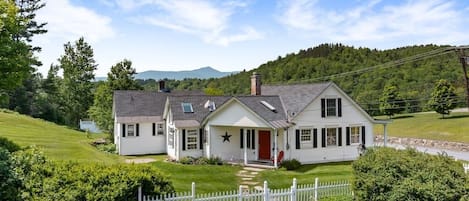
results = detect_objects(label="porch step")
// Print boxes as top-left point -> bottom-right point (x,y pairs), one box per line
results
236,173 -> 255,178
243,167 -> 266,172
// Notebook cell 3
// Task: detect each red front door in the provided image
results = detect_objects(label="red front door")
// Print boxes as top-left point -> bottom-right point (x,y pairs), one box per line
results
258,130 -> 271,160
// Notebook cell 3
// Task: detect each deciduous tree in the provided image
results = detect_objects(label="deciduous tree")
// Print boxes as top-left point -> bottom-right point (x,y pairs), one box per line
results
58,37 -> 97,127
428,79 -> 457,118
379,85 -> 405,118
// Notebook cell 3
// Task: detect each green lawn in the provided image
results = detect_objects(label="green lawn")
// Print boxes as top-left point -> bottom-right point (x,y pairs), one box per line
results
0,110 -> 120,163
373,111 -> 469,143
257,162 -> 353,189
151,161 -> 243,193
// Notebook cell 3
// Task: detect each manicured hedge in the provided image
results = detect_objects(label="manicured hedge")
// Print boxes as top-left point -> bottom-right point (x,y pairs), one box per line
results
352,147 -> 469,201
11,147 -> 174,201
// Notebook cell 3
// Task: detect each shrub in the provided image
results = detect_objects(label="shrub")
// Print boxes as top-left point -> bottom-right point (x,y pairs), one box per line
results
11,147 -> 174,201
352,147 -> 468,201
0,147 -> 21,200
280,159 -> 301,170
0,137 -> 21,152
207,156 -> 223,165
95,143 -> 117,154
179,156 -> 195,165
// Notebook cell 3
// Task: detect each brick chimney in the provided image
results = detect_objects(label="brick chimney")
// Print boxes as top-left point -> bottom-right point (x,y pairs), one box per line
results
251,72 -> 261,96
158,80 -> 165,92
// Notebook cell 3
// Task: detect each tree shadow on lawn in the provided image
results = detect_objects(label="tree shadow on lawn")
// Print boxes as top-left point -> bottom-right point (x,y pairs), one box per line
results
391,115 -> 414,120
440,114 -> 469,120
292,161 -> 353,173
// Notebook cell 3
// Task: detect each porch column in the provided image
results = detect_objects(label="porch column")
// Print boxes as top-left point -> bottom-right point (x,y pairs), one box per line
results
274,129 -> 278,168
243,129 -> 247,165
383,124 -> 388,147
206,126 -> 211,157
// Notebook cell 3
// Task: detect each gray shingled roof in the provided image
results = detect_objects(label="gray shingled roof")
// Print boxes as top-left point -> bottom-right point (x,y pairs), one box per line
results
236,96 -> 288,128
113,91 -> 168,118
261,82 -> 331,118
168,95 -> 231,126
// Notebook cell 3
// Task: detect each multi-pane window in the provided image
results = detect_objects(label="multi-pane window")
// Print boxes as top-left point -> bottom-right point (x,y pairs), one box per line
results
157,123 -> 164,135
326,99 -> 337,117
350,127 -> 360,144
186,129 -> 198,150
326,128 -> 337,146
300,129 -> 311,142
127,124 -> 135,137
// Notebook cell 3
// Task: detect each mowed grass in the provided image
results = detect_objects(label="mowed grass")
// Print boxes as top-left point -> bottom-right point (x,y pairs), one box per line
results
0,110 -> 120,163
257,162 -> 353,189
373,111 -> 469,143
150,161 -> 243,193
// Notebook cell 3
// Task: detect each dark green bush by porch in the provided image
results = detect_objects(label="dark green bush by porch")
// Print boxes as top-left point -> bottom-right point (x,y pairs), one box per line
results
352,147 -> 468,201
280,159 -> 301,170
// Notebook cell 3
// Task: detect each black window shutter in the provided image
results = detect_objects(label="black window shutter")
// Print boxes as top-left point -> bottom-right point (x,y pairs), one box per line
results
361,126 -> 366,145
321,98 -> 326,118
313,128 -> 318,148
321,128 -> 326,147
182,129 -> 186,151
122,123 -> 126,137
247,130 -> 251,148
346,127 -> 350,146
136,124 -> 139,136
338,127 -> 342,146
240,129 -> 244,149
152,123 -> 156,136
295,129 -> 300,149
338,98 -> 342,117
199,129 -> 203,150
251,129 -> 255,149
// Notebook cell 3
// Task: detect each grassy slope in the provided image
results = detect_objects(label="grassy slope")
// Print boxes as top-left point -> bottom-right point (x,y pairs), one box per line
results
0,110 -> 119,163
373,111 -> 469,143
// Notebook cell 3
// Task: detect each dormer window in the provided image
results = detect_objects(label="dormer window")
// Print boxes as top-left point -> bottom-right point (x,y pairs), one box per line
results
182,103 -> 193,113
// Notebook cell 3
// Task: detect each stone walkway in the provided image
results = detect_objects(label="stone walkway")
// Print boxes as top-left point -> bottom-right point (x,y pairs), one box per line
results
237,167 -> 265,191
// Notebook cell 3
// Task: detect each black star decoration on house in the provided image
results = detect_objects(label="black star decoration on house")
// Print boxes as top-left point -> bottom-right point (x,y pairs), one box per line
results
221,132 -> 232,142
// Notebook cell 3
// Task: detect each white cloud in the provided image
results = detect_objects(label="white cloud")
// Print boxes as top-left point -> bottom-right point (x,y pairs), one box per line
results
38,0 -> 115,43
122,0 -> 262,46
278,0 -> 469,47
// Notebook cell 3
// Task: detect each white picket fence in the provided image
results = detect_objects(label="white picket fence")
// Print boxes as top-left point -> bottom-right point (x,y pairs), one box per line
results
139,178 -> 352,201
464,163 -> 469,174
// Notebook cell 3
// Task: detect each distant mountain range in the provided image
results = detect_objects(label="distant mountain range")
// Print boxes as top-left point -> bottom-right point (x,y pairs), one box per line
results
95,66 -> 237,81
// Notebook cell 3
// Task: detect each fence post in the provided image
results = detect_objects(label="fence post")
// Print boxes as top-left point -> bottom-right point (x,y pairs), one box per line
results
263,181 -> 269,201
314,177 -> 319,201
290,178 -> 297,201
191,182 -> 196,200
138,186 -> 142,201
238,185 -> 243,201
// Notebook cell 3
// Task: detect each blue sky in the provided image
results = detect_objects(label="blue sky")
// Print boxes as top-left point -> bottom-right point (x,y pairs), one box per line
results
33,0 -> 469,77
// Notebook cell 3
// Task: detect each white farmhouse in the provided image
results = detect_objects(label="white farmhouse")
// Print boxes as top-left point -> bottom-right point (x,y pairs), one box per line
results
113,73 -> 389,167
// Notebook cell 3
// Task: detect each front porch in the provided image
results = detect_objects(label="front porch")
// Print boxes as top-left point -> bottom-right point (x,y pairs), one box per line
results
205,125 -> 285,168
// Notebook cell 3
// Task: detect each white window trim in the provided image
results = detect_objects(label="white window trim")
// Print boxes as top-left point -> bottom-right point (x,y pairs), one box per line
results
349,126 -> 361,145
127,124 -> 136,137
326,127 -> 338,147
157,123 -> 164,135
300,128 -> 312,143
326,98 -> 338,117
186,129 -> 198,150
168,127 -> 175,148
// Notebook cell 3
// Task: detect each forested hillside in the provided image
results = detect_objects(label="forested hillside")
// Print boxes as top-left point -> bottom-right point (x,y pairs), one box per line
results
155,44 -> 466,115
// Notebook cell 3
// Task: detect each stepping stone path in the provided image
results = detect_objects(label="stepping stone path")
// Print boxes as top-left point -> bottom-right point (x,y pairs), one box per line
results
237,167 -> 265,191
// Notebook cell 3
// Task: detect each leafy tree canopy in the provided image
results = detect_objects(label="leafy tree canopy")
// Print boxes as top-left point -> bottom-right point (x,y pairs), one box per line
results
428,79 -> 458,118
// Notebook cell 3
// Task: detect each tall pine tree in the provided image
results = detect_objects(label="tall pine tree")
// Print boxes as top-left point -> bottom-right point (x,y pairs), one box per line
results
59,37 -> 97,127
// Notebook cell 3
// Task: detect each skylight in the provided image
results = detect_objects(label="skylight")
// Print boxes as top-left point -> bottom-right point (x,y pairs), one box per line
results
260,101 -> 277,113
182,103 -> 194,113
